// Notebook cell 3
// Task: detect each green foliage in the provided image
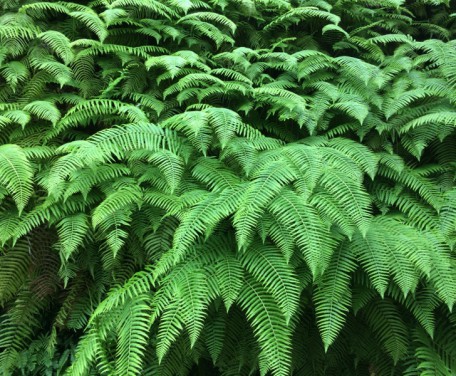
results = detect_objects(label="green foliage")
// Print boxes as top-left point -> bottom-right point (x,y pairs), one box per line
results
0,0 -> 455,375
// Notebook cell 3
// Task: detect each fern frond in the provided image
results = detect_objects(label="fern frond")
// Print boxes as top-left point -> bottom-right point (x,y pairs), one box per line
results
319,167 -> 372,235
0,62 -> 29,91
0,242 -> 30,304
237,276 -> 292,376
314,241 -> 357,351
57,213 -> 89,261
233,159 -> 297,250
65,329 -> 100,376
402,111 -> 456,133
23,101 -> 61,126
37,31 -> 74,65
214,253 -> 244,311
172,186 -> 244,256
240,242 -> 300,323
0,144 -> 33,214
362,299 -> 409,363
269,189 -> 336,277
111,0 -> 175,18
115,295 -> 152,376
264,7 -> 340,31
178,12 -> 236,34
156,301 -> 184,363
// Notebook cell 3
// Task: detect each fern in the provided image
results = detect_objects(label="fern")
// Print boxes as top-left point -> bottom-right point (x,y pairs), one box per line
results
0,0 -> 455,374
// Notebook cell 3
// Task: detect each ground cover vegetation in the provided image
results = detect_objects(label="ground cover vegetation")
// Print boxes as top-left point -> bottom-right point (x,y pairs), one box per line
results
0,0 -> 455,374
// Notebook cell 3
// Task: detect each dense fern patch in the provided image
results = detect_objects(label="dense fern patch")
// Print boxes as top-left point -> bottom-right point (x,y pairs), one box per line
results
0,0 -> 455,375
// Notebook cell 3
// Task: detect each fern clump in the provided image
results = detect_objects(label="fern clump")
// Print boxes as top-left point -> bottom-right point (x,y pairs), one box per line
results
0,0 -> 455,375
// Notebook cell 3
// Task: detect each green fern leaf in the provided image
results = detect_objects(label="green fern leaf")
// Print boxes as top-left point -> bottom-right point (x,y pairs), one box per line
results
350,227 -> 390,297
204,308 -> 226,364
233,159 -> 297,250
38,31 -> 74,65
314,242 -> 357,351
0,62 -> 29,91
178,12 -> 236,34
0,243 -> 30,305
270,189 -> 336,277
363,299 -> 409,363
237,276 -> 292,376
264,7 -> 340,31
178,267 -> 209,347
240,243 -> 300,323
319,167 -> 372,235
115,295 -> 152,376
0,145 -> 33,214
57,213 -> 89,261
23,101 -> 61,126
156,301 -> 184,363
214,253 -> 244,311
65,329 -> 100,376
